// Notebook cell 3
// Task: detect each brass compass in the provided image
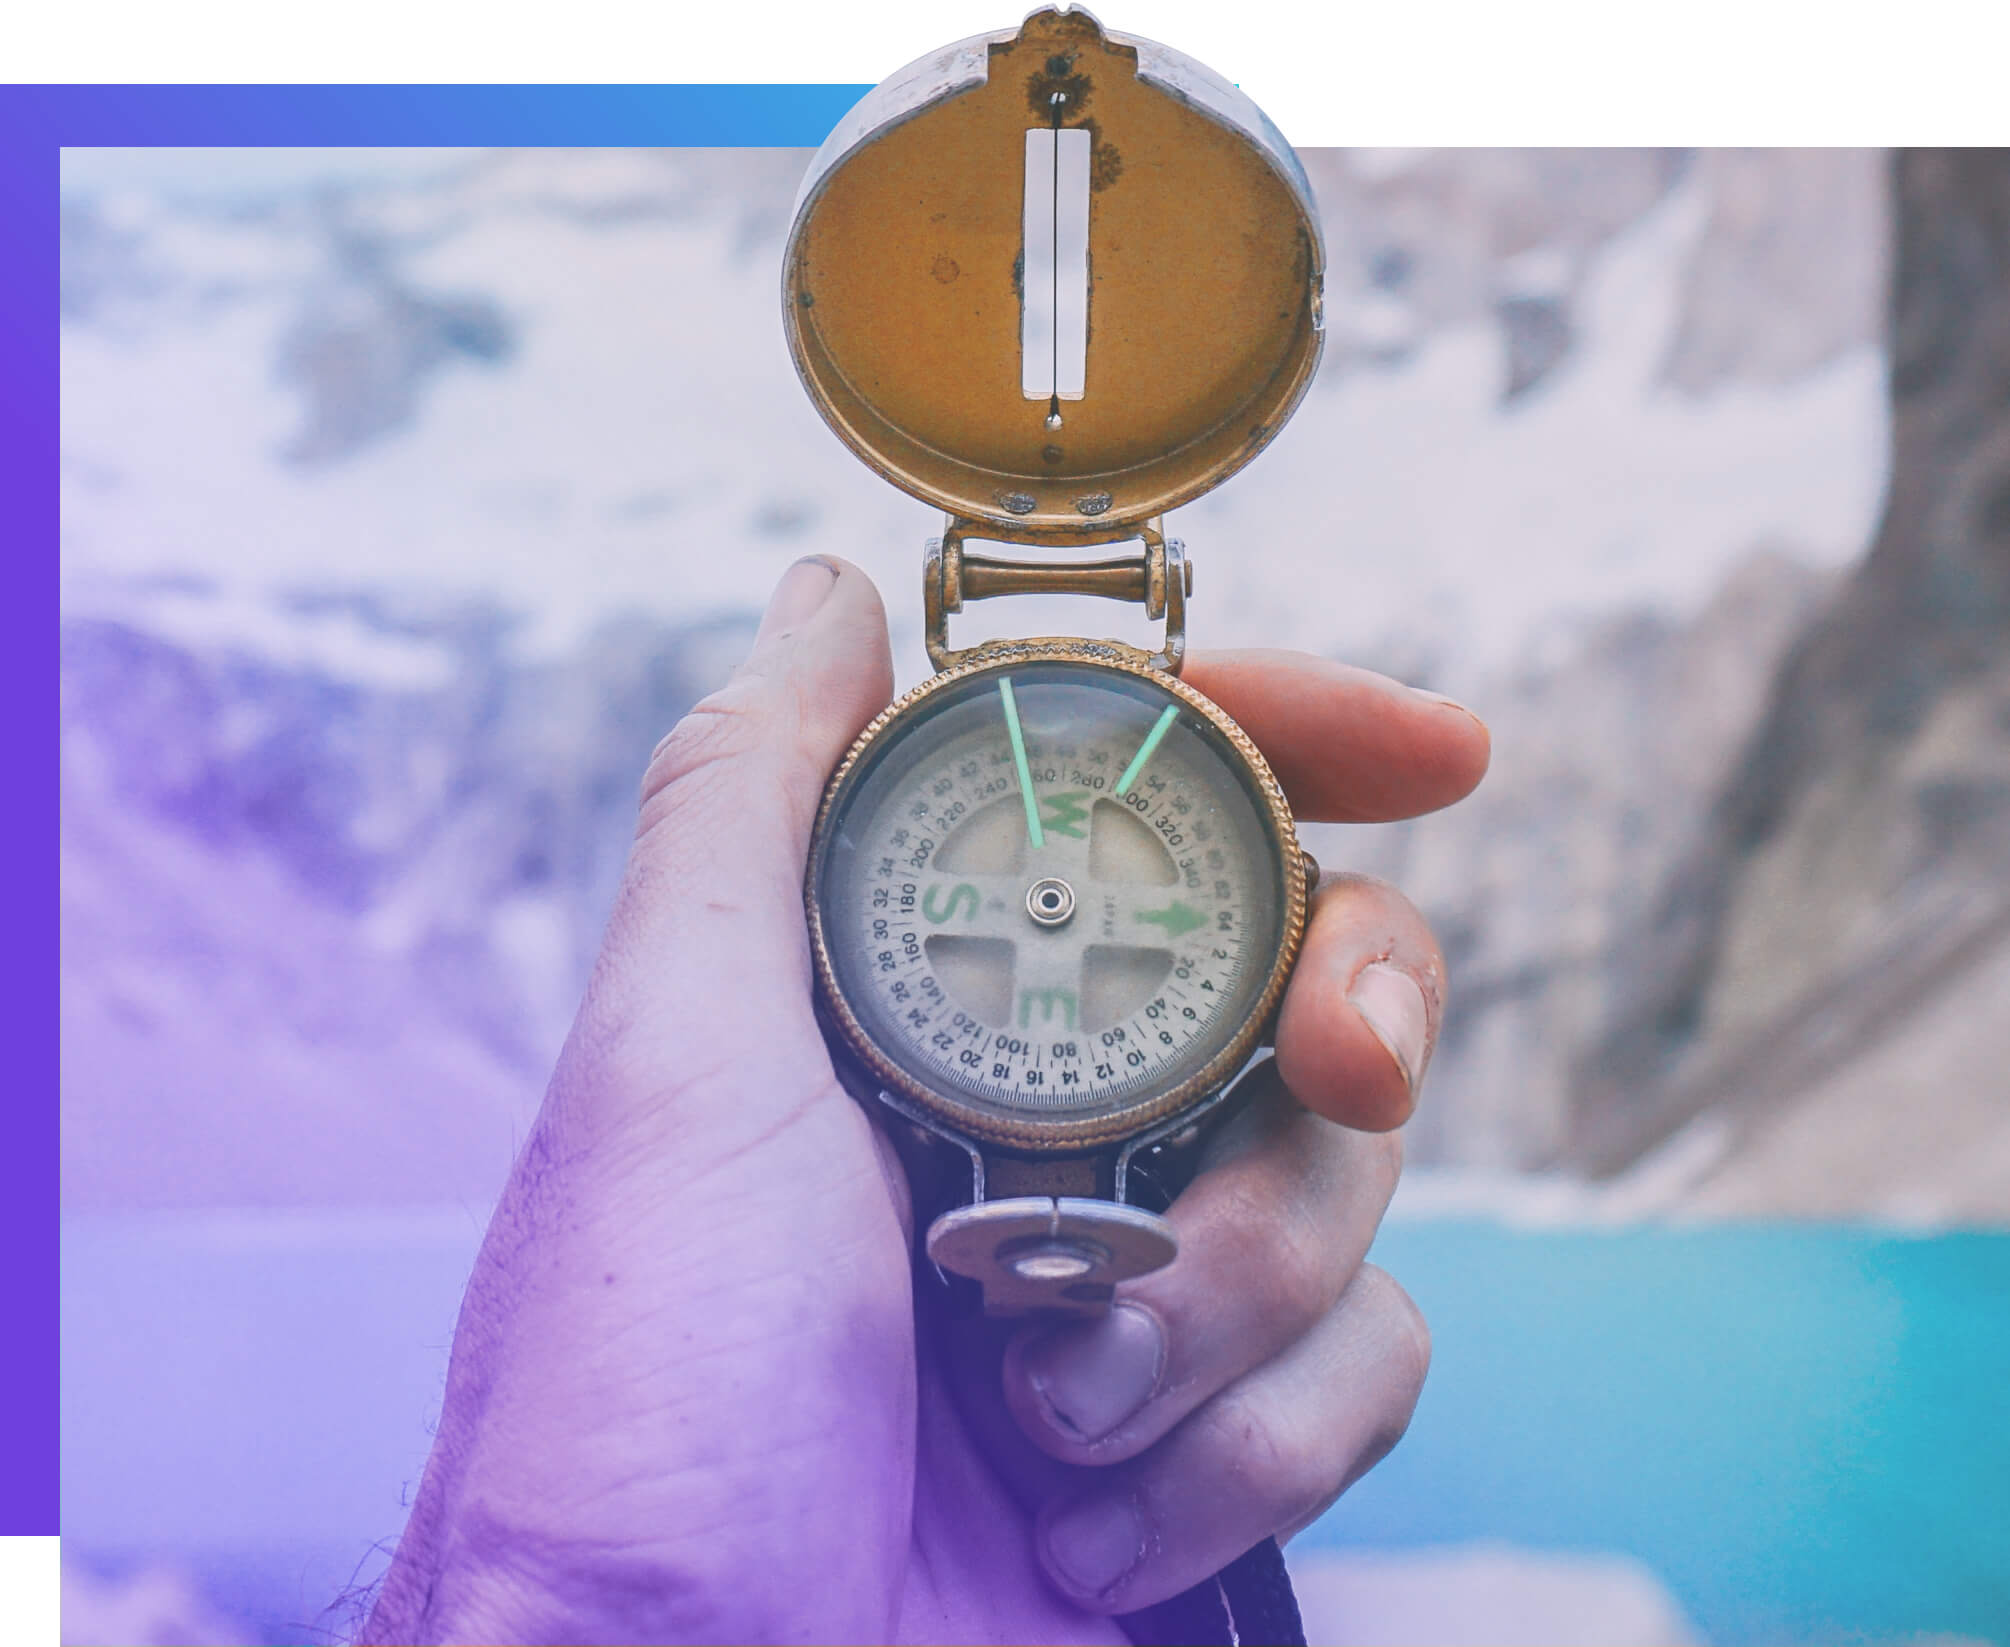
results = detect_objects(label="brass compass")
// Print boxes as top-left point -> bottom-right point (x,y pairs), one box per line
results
787,7 -> 1324,1314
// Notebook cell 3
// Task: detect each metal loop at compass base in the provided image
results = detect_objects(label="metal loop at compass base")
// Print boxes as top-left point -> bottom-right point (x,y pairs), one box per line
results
926,1196 -> 1177,1316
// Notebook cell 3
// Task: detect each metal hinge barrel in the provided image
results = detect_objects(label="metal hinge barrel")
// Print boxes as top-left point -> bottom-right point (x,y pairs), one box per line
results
924,516 -> 1190,675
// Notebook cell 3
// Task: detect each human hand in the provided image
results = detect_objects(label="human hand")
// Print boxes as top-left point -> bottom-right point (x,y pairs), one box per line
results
359,557 -> 1489,1645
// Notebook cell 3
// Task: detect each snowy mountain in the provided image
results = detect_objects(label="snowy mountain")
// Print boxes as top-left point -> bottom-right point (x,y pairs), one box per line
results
61,595 -> 751,1207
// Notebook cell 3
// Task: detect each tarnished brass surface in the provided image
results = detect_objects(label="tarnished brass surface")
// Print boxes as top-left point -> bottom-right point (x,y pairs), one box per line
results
959,553 -> 1153,605
783,7 -> 1324,538
924,518 -> 1188,673
805,639 -> 1308,1154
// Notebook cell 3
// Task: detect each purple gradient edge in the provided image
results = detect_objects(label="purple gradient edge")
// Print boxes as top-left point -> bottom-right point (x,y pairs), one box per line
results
7,93 -> 60,1543
16,79 -> 867,1541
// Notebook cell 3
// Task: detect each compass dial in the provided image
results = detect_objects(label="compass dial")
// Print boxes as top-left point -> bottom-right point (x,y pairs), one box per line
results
813,659 -> 1292,1134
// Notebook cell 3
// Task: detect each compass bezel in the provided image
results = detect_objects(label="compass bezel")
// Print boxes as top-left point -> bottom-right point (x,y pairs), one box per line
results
806,638 -> 1307,1153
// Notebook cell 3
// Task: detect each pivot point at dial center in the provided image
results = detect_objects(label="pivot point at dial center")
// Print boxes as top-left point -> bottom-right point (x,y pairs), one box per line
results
1026,876 -> 1076,927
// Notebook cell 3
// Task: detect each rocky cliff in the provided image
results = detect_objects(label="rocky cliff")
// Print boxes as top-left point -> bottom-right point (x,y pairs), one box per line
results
1562,150 -> 2010,1217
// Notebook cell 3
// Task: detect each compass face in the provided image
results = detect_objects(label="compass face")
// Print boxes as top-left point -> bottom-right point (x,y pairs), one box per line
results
813,658 -> 1293,1139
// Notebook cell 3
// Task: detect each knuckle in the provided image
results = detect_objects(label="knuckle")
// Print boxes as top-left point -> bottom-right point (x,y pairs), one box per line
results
1356,1262 -> 1432,1403
1264,1215 -> 1334,1327
640,684 -> 773,812
1312,874 -> 1442,966
1357,1126 -> 1405,1198
1190,1182 -> 1332,1331
1200,1392 -> 1329,1521
1312,870 -> 1409,923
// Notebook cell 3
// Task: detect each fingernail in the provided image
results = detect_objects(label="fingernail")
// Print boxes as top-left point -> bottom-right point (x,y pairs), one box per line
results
1044,1496 -> 1149,1601
753,556 -> 837,649
1021,1302 -> 1165,1444
1410,685 -> 1490,733
1349,960 -> 1432,1094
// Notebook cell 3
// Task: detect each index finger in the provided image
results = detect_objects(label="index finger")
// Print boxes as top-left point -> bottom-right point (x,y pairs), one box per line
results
1182,649 -> 1490,823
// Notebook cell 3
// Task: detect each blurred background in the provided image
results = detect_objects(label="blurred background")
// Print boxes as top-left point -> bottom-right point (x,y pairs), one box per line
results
59,145 -> 2009,1644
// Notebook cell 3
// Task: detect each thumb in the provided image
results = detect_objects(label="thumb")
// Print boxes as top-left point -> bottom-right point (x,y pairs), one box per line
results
556,555 -> 894,1146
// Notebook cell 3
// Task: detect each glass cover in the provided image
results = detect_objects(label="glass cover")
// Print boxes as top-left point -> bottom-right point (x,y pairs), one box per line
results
819,662 -> 1285,1124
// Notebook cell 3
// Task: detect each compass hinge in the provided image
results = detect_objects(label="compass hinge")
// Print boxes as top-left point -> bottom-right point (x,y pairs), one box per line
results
924,518 -> 1190,676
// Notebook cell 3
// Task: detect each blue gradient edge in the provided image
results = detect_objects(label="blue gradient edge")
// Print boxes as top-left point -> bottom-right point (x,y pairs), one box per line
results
7,79 -> 867,1538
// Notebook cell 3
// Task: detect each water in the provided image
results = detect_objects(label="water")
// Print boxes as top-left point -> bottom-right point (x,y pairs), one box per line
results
1320,1222 -> 2010,1646
62,1212 -> 2010,1645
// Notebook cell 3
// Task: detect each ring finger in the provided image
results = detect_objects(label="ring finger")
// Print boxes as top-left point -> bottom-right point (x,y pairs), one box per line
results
1037,1262 -> 1432,1615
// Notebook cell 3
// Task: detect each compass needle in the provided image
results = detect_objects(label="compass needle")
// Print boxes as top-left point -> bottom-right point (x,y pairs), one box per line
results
999,676 -> 1045,849
1115,704 -> 1181,797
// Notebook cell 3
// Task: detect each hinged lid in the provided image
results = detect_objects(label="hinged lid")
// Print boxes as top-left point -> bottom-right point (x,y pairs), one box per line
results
783,6 -> 1325,540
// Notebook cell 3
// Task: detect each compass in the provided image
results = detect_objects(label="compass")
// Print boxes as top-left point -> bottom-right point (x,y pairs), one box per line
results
786,7 -> 1324,1313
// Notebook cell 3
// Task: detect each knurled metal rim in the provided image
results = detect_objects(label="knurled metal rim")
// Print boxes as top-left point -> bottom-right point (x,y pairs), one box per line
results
805,638 -> 1307,1153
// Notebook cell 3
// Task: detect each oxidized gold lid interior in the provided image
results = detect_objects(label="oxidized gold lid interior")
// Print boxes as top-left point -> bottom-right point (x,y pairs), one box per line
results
783,7 -> 1324,539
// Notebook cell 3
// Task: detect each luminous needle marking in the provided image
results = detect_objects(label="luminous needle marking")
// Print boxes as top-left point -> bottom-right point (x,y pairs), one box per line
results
1115,704 -> 1180,797
1000,676 -> 1044,849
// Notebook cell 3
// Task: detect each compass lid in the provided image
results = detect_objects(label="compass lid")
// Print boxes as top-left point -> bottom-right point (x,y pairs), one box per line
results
782,7 -> 1325,539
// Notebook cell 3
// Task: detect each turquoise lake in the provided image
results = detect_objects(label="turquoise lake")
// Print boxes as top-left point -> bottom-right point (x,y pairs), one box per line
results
1320,1221 -> 2010,1645
63,1215 -> 2010,1644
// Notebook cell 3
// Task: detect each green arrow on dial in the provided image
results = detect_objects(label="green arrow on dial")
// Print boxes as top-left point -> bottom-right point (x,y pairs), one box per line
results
1134,900 -> 1207,939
